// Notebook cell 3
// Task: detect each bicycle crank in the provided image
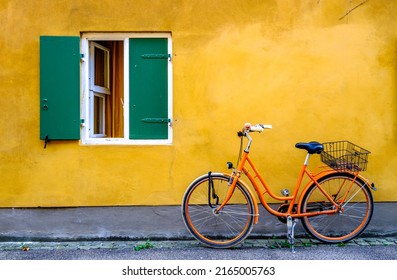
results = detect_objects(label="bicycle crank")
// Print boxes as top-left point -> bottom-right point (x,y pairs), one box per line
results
276,204 -> 297,223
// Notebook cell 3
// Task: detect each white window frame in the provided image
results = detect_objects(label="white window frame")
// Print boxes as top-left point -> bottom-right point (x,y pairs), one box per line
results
89,42 -> 110,138
80,32 -> 173,145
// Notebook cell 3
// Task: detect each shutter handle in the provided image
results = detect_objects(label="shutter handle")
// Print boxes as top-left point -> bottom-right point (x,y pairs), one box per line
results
42,99 -> 49,110
44,135 -> 49,149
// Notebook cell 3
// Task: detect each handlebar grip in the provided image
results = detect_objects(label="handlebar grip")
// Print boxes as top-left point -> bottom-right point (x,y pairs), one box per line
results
244,123 -> 272,132
250,125 -> 264,132
261,124 -> 272,130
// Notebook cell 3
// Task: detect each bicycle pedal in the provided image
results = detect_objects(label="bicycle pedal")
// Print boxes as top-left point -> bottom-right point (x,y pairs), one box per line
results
281,189 -> 290,196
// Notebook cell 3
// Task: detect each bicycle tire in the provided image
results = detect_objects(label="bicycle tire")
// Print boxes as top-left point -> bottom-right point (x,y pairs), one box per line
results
300,172 -> 374,243
181,173 -> 255,248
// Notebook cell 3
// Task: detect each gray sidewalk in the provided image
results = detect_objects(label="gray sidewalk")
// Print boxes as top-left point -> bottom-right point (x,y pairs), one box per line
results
0,202 -> 396,242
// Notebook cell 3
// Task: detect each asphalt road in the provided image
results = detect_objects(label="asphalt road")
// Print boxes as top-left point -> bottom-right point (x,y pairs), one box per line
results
1,239 -> 396,280
0,238 -> 396,260
1,245 -> 396,260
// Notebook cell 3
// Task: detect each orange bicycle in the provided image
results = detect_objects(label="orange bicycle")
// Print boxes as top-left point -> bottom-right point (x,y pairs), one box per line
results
181,123 -> 376,250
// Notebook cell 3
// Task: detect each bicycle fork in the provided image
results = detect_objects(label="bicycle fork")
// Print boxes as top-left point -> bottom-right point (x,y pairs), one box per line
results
287,216 -> 297,253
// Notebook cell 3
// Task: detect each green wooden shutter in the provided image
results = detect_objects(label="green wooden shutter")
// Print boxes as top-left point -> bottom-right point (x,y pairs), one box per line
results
40,36 -> 80,140
129,38 -> 169,140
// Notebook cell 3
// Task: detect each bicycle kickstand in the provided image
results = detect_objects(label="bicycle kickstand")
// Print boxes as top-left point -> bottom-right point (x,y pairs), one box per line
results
286,216 -> 297,253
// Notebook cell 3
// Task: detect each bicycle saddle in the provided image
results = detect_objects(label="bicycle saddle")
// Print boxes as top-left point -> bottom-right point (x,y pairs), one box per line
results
295,141 -> 324,154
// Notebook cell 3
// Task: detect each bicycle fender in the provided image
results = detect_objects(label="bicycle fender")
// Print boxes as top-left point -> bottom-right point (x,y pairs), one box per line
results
223,172 -> 259,224
311,167 -> 373,187
312,169 -> 373,189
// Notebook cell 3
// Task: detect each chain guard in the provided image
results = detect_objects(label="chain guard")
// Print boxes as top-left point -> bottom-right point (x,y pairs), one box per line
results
277,203 -> 297,223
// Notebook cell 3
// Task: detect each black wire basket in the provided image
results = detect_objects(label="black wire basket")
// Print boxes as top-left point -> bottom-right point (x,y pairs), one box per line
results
321,141 -> 370,172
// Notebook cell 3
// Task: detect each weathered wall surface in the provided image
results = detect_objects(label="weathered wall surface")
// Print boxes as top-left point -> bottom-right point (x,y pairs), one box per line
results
0,0 -> 396,206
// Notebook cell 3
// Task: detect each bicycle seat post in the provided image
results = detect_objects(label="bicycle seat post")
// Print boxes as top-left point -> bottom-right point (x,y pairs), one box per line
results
304,153 -> 311,166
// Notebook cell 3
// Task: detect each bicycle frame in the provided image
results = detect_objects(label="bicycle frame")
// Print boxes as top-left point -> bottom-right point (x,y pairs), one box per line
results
182,124 -> 375,249
215,132 -> 365,223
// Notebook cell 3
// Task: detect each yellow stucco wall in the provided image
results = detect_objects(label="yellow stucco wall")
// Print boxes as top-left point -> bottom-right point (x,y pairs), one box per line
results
1,0 -> 396,207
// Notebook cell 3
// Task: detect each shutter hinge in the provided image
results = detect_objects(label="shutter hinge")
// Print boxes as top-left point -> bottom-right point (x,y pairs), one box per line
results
141,118 -> 171,124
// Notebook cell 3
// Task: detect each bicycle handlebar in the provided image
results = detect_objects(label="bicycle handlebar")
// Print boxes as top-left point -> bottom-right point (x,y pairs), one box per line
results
243,123 -> 272,133
240,123 -> 272,152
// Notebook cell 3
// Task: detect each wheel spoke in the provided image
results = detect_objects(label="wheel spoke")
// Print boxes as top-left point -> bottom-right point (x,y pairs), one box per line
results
182,174 -> 254,248
301,173 -> 373,243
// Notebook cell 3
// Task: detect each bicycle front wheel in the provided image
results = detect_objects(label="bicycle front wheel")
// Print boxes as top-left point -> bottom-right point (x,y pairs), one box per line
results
181,173 -> 255,248
301,173 -> 374,243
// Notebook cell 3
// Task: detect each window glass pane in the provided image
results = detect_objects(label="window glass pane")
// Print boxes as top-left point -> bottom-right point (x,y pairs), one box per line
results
94,47 -> 107,88
94,95 -> 104,134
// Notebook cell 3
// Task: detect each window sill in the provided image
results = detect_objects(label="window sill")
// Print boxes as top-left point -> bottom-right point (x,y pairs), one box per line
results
81,138 -> 172,146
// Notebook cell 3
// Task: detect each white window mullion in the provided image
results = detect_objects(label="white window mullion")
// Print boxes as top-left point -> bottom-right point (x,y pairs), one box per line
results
167,35 -> 173,142
123,38 -> 130,141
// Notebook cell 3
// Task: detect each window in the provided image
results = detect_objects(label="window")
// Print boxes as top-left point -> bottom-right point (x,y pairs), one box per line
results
82,33 -> 173,144
39,33 -> 173,145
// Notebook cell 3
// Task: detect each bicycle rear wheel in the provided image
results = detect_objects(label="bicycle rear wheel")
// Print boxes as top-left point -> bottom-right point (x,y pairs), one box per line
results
181,173 -> 255,248
301,173 -> 373,243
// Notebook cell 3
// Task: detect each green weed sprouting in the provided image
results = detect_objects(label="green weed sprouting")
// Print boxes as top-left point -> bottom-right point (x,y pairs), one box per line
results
134,240 -> 154,251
